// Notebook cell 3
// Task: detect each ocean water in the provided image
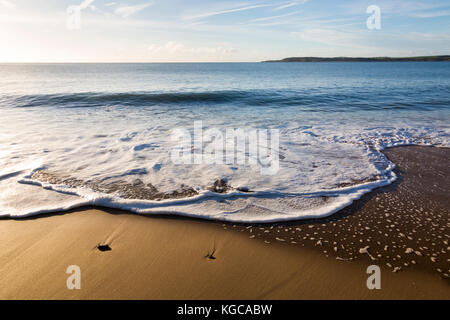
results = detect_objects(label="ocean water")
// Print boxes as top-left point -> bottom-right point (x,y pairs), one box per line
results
0,62 -> 449,222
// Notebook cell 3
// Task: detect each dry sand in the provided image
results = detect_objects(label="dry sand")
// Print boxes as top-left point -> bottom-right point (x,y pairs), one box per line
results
0,146 -> 448,299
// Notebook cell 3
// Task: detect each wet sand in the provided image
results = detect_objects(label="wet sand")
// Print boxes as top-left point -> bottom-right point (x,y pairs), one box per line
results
0,146 -> 448,299
246,146 -> 450,280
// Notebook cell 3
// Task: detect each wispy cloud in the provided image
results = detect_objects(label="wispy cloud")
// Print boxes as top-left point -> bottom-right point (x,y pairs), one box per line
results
184,3 -> 273,20
184,1 -> 310,23
148,41 -> 237,55
248,10 -> 301,22
115,2 -> 152,18
79,0 -> 95,10
291,28 -> 361,46
273,0 -> 308,11
404,32 -> 450,41
72,0 -> 104,16
0,0 -> 15,8
411,10 -> 450,18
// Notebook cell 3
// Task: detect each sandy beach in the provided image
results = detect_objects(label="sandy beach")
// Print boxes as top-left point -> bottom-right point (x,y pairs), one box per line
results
0,146 -> 448,299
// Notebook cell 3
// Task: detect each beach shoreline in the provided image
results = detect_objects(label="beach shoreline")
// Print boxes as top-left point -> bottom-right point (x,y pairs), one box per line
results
0,145 -> 448,299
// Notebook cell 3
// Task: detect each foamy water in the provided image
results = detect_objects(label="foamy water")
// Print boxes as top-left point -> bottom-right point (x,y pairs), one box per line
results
0,63 -> 449,222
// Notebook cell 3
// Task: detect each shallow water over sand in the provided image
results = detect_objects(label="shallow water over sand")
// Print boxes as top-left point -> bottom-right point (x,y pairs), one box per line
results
0,63 -> 449,221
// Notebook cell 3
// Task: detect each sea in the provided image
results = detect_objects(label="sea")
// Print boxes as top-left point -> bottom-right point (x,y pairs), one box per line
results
0,62 -> 449,222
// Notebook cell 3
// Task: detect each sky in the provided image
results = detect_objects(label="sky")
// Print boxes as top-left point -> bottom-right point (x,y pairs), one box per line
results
0,0 -> 449,62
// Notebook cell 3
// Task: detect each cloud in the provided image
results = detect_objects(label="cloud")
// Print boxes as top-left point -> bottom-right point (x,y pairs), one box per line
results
115,2 -> 152,18
404,32 -> 450,41
273,0 -> 308,11
68,0 -> 97,13
184,4 -> 273,20
411,10 -> 450,18
79,0 -> 95,10
0,0 -> 14,8
184,1 -> 309,21
247,10 -> 301,23
291,28 -> 360,46
148,41 -> 237,55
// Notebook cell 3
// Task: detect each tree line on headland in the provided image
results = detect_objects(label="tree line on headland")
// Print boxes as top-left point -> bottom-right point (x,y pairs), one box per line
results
262,55 -> 450,62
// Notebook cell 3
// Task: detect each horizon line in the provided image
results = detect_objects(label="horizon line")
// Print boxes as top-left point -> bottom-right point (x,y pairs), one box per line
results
1,55 -> 449,64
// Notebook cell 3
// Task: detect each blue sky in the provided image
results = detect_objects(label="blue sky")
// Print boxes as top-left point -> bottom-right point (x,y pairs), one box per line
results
0,0 -> 449,62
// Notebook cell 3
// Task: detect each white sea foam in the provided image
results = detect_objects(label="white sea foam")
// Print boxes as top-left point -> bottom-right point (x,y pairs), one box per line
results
0,104 -> 447,222
1,63 -> 449,222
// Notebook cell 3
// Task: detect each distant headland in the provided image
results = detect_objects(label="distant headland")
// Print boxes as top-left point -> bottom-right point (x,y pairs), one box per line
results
262,55 -> 450,62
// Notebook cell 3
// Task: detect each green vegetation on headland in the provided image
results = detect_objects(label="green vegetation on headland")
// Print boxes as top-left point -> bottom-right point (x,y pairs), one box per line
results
262,55 -> 450,62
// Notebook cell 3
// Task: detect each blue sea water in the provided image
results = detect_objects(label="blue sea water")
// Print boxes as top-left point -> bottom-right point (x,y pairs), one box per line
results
0,62 -> 449,221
